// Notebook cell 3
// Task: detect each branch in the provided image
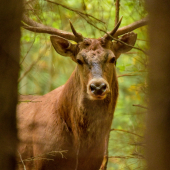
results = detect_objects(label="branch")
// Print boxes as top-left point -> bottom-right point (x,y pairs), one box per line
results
45,0 -> 105,24
18,45 -> 49,82
18,54 -> 42,82
18,151 -> 26,170
109,155 -> 135,159
117,73 -> 138,78
109,154 -> 144,159
99,155 -> 108,170
133,104 -> 148,110
20,38 -> 35,65
110,128 -> 143,138
18,150 -> 68,163
115,0 -> 120,26
18,100 -> 42,103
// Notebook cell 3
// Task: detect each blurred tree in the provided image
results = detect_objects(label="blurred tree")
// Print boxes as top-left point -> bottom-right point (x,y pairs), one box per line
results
0,0 -> 23,169
146,0 -> 170,169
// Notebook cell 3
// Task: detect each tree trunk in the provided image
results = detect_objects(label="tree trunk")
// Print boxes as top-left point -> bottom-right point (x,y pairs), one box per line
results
0,1 -> 23,169
146,0 -> 170,169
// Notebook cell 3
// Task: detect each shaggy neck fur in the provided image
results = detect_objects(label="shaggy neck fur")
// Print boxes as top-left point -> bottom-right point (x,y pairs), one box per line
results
57,66 -> 119,147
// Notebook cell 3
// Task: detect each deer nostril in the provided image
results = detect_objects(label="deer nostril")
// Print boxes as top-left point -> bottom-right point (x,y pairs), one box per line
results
90,83 -> 107,95
100,83 -> 107,92
90,84 -> 96,92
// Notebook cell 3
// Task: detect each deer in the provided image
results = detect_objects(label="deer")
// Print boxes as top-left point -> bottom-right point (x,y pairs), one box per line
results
17,15 -> 147,170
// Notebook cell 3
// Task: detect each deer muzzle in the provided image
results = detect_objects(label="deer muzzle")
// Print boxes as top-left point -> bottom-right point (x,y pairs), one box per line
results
87,78 -> 110,100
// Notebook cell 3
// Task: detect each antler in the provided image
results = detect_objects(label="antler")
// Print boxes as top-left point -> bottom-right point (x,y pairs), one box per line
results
22,15 -> 83,43
103,16 -> 123,40
103,17 -> 148,41
69,20 -> 84,42
114,17 -> 148,37
22,14 -> 148,42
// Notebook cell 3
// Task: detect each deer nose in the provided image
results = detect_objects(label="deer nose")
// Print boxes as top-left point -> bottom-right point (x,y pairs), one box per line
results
90,83 -> 107,95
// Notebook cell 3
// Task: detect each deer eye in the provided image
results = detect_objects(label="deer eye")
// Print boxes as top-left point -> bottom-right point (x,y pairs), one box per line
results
110,57 -> 116,63
77,59 -> 83,65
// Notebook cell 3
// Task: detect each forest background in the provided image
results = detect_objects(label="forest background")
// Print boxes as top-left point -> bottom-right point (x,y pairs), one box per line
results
19,0 -> 148,169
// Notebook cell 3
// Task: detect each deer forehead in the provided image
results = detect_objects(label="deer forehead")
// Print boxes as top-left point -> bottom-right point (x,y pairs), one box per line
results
77,38 -> 113,63
79,38 -> 109,49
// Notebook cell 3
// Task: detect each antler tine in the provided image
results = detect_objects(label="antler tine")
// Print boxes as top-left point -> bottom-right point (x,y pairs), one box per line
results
114,17 -> 148,37
69,20 -> 84,42
103,17 -> 148,40
104,16 -> 123,40
110,16 -> 123,36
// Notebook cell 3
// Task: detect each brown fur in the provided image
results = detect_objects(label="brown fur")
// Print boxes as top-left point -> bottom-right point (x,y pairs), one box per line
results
17,32 -> 137,170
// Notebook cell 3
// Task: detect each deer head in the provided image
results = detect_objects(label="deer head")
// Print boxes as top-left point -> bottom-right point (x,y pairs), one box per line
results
50,19 -> 137,100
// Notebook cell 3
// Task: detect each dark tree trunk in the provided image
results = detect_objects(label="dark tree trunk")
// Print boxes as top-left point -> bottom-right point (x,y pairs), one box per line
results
0,1 -> 23,169
146,0 -> 170,169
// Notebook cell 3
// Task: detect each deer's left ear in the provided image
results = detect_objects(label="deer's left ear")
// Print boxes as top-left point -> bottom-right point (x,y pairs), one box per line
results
112,32 -> 137,58
50,35 -> 77,59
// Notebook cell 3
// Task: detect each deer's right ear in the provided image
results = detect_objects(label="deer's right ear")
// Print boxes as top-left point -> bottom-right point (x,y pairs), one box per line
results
50,35 -> 76,58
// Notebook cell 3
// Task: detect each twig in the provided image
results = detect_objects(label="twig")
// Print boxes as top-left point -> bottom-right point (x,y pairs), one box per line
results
115,0 -> 120,26
109,154 -> 144,159
131,152 -> 145,159
45,0 -> 105,24
133,104 -> 148,110
18,55 -> 42,82
110,34 -> 147,55
18,151 -> 26,170
99,155 -> 108,170
18,150 -> 68,163
130,142 -> 145,147
137,38 -> 148,42
25,157 -> 54,161
28,3 -> 42,24
18,45 -> 49,82
24,0 -> 34,5
110,128 -> 143,138
18,100 -> 42,103
134,57 -> 146,66
117,73 -> 138,78
20,38 -> 35,65
109,155 -> 135,159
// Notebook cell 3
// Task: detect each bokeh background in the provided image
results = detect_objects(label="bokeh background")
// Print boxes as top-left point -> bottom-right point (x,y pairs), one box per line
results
19,0 -> 148,169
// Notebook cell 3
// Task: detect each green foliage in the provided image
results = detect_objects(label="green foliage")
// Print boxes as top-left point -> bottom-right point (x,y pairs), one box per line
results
20,0 -> 148,169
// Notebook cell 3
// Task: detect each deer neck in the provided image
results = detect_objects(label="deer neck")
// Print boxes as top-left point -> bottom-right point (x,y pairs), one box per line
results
58,67 -> 119,134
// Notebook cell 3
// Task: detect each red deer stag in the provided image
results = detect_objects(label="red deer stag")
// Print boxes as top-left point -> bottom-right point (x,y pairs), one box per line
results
17,16 -> 147,170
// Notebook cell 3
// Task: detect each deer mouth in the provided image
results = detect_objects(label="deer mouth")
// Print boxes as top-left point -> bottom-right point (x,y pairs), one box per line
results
89,93 -> 107,100
87,90 -> 109,100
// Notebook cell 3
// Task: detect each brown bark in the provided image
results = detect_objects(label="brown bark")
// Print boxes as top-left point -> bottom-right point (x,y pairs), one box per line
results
0,0 -> 23,169
146,0 -> 170,169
